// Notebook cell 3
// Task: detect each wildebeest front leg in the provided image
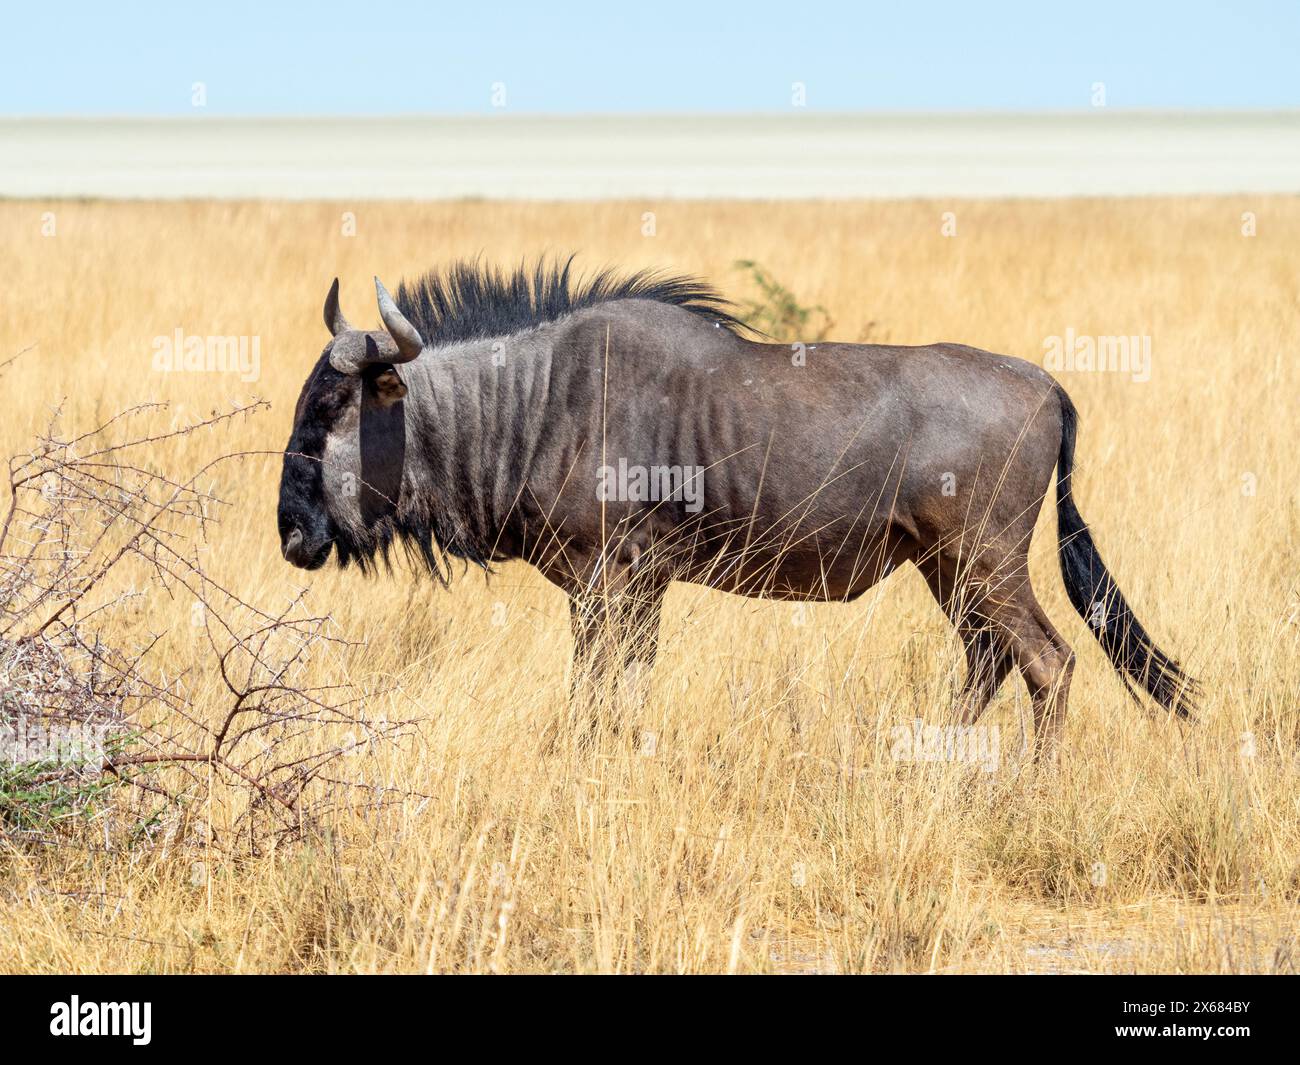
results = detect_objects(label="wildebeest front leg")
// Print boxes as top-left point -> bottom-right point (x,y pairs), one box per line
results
567,584 -> 665,736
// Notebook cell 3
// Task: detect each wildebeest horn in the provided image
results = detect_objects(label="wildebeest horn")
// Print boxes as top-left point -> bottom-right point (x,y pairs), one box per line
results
374,277 -> 424,363
323,277 -> 350,336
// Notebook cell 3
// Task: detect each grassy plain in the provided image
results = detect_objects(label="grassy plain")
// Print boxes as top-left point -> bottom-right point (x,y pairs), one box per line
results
0,196 -> 1296,972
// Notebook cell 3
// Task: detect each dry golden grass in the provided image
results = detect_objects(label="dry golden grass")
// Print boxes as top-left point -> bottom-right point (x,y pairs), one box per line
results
0,196 -> 1297,973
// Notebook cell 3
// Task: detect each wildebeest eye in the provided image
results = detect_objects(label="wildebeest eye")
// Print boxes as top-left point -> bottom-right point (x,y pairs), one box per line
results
318,383 -> 354,416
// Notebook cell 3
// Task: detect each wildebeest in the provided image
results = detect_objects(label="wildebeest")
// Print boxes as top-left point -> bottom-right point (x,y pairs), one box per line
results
277,259 -> 1196,755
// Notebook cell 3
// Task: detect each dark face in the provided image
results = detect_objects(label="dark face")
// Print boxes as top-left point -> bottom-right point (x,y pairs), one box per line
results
278,331 -> 412,571
277,349 -> 356,570
280,274 -> 421,571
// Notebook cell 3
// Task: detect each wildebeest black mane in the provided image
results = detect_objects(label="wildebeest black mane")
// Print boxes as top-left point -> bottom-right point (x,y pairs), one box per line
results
395,255 -> 749,346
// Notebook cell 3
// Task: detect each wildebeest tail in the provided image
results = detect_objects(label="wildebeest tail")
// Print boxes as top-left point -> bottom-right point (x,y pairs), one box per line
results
1053,387 -> 1198,717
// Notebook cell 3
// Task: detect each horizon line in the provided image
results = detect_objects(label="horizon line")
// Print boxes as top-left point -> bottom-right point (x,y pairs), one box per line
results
4,107 -> 1300,122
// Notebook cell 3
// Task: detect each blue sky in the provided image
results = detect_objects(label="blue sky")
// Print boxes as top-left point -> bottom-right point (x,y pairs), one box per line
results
2,1 -> 1296,114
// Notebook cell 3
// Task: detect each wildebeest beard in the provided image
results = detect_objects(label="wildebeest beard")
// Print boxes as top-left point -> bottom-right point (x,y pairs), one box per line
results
331,473 -> 502,588
332,508 -> 484,584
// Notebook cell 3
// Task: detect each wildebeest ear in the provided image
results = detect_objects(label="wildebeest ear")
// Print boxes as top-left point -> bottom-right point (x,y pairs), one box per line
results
371,367 -> 408,407
323,277 -> 350,336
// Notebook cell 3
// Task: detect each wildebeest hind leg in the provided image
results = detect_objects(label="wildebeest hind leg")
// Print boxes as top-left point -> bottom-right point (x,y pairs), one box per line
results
919,563 -> 1016,725
953,624 -> 1017,725
983,587 -> 1075,761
